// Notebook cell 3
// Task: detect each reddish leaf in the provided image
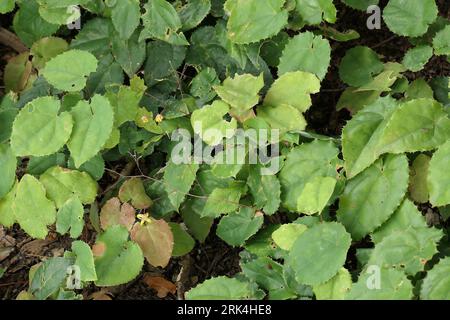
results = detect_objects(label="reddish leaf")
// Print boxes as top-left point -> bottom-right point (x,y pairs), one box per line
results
130,220 -> 174,268
100,197 -> 135,231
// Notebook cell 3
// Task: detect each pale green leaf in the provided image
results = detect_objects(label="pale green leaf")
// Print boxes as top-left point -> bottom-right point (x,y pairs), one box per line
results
408,154 -> 431,204
272,223 -> 307,251
14,174 -> 56,239
186,276 -> 251,300
279,140 -> 341,212
383,0 -> 438,37
71,240 -> 97,282
402,45 -> 433,72
264,71 -> 320,113
428,140 -> 450,207
94,225 -> 144,287
0,144 -> 16,199
163,162 -> 199,211
421,257 -> 450,300
56,196 -> 84,238
111,0 -> 141,40
287,222 -> 351,286
214,73 -> 264,119
190,100 -> 237,146
11,96 -> 73,157
433,25 -> 450,56
67,95 -> 114,168
225,0 -> 288,44
278,31 -> 331,80
313,268 -> 352,300
297,176 -> 337,215
40,166 -> 98,208
295,0 -> 336,25
119,178 -> 153,210
41,50 -> 98,92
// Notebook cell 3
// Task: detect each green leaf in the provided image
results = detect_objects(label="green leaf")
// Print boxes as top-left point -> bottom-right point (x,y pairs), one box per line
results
376,98 -> 450,156
428,140 -> 450,207
346,268 -> 413,300
13,0 -> 60,47
297,176 -> 337,215
67,95 -> 114,168
36,0 -> 88,25
371,199 -> 428,244
0,0 -> 15,14
112,30 -> 146,77
169,222 -> 195,257
41,50 -> 98,92
278,31 -> 331,80
241,257 -> 297,300
339,46 -> 384,87
30,257 -> 72,300
56,196 -> 85,238
368,227 -> 443,275
408,154 -> 431,204
211,144 -> 245,179
342,97 -> 396,178
432,25 -> 450,56
181,199 -> 214,242
178,0 -> 211,31
0,93 -> 18,143
70,241 -> 97,282
163,162 -> 199,211
225,0 -> 288,44
119,178 -> 153,210
201,184 -> 243,218
272,223 -> 307,251
94,225 -> 144,287
405,79 -> 434,101
144,40 -> 186,86
70,18 -> 114,57
68,153 -> 105,181
130,219 -> 174,268
421,257 -> 450,300
11,96 -> 73,157
0,144 -> 16,199
279,140 -> 341,212
191,100 -> 237,146
140,0 -> 189,45
287,222 -> 351,286
14,174 -> 56,239
214,73 -> 264,120
247,165 -> 281,215
190,67 -> 220,102
341,0 -> 378,10
40,166 -> 98,208
111,0 -> 141,40
295,0 -> 336,25
0,182 -> 17,227
264,71 -> 320,113
313,268 -> 352,300
337,154 -> 409,241
186,276 -> 251,300
402,45 -> 433,72
256,104 -> 307,135
383,0 -> 438,37
31,37 -> 69,70
217,207 -> 264,246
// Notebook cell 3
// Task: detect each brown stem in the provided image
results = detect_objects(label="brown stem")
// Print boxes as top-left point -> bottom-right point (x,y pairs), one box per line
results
0,27 -> 28,53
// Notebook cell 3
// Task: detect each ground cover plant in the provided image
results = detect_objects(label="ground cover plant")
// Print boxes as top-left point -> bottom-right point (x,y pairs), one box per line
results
0,0 -> 449,300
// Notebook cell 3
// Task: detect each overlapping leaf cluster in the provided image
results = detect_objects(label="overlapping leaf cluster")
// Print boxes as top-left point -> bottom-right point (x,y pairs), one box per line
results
0,0 -> 449,300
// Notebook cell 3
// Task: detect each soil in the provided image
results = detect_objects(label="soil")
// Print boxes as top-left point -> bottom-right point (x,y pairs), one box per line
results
0,1 -> 449,300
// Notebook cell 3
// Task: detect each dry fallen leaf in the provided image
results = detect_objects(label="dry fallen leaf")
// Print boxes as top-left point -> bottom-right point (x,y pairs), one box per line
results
89,289 -> 113,300
143,275 -> 177,298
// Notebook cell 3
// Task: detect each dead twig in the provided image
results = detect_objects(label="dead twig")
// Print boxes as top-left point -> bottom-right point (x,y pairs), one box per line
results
0,27 -> 28,53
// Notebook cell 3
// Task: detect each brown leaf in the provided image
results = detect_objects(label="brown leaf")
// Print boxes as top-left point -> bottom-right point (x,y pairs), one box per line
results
130,220 -> 174,268
20,239 -> 50,257
143,275 -> 176,298
100,197 -> 136,231
89,289 -> 113,300
92,242 -> 106,257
